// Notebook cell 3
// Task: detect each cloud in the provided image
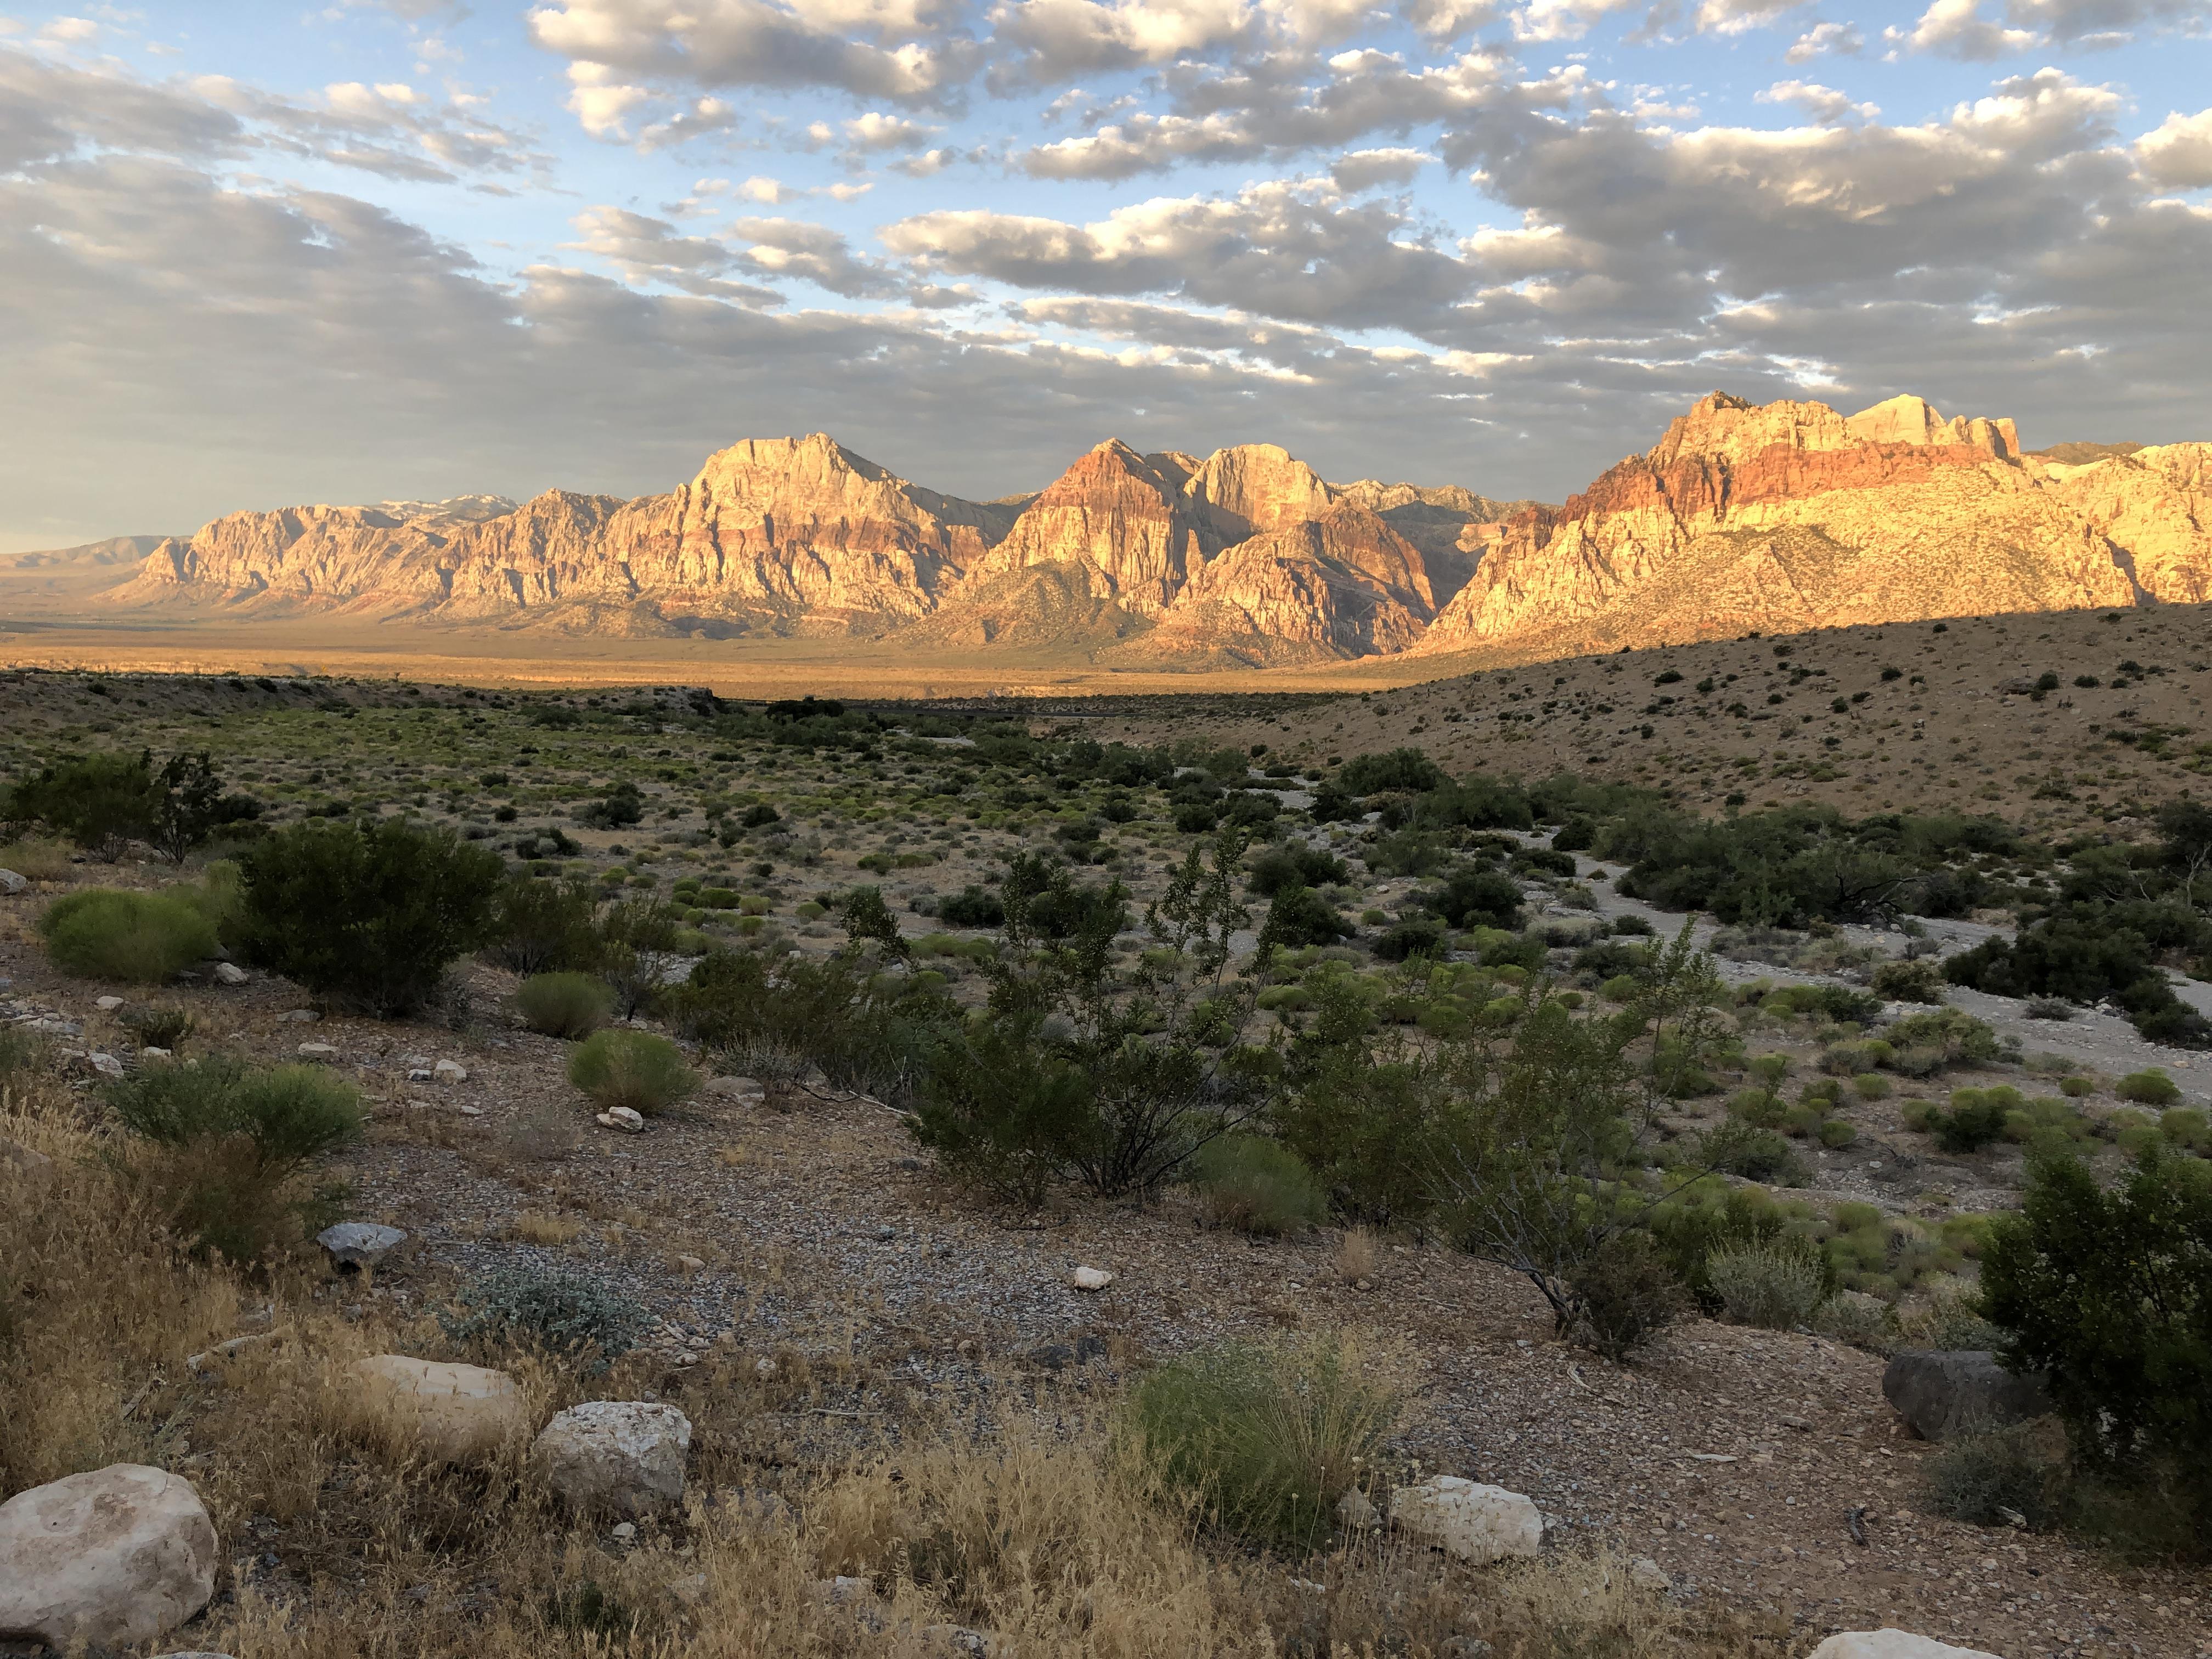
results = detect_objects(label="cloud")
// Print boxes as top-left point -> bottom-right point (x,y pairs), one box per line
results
1329,145 -> 1434,189
1754,78 -> 1879,122
1887,0 -> 2039,56
2136,106 -> 2212,187
528,0 -> 976,111
1784,19 -> 1862,58
1690,0 -> 1813,35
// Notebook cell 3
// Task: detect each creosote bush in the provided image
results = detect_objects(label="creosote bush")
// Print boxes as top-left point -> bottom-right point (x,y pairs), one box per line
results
567,1028 -> 697,1116
1126,1334 -> 1396,1550
234,819 -> 505,1015
38,887 -> 218,983
1184,1133 -> 1328,1236
515,972 -> 616,1039
104,1056 -> 365,1262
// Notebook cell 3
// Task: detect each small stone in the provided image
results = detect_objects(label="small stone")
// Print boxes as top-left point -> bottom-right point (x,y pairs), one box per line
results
535,1401 -> 693,1515
755,1357 -> 778,1379
0,868 -> 27,895
597,1107 -> 646,1133
0,1136 -> 56,1185
89,1052 -> 125,1077
407,1068 -> 434,1082
433,1059 -> 469,1082
140,1046 -> 172,1059
212,962 -> 248,986
1389,1476 -> 1543,1564
1336,1488 -> 1381,1529
275,1008 -> 319,1024
317,1222 -> 407,1269
297,1042 -> 338,1059
1072,1266 -> 1115,1291
611,1521 -> 637,1542
0,1464 -> 218,1649
1629,1556 -> 1672,1592
676,1255 -> 706,1272
96,995 -> 126,1012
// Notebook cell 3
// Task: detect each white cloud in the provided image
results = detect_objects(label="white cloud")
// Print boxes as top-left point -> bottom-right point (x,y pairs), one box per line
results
1754,78 -> 1879,122
1784,19 -> 1862,58
2136,107 -> 2212,188
1329,145 -> 1434,189
1887,0 -> 2039,56
1691,0 -> 1812,35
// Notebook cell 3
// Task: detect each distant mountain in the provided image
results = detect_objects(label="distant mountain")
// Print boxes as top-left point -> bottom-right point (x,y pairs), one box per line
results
59,395 -> 2212,665
7,534 -> 173,571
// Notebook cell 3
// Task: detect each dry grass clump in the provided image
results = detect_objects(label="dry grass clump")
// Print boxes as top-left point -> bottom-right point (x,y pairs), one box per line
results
1336,1224 -> 1380,1283
0,833 -> 76,880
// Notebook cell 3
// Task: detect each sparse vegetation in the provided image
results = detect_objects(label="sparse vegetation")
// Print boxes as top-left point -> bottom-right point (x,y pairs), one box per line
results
566,1028 -> 697,1116
515,971 -> 617,1038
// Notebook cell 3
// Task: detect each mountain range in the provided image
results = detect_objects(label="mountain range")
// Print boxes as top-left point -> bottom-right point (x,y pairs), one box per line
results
21,393 -> 2211,667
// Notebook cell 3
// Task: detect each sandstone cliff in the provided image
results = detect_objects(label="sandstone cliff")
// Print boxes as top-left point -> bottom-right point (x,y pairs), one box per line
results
1412,392 -> 2208,659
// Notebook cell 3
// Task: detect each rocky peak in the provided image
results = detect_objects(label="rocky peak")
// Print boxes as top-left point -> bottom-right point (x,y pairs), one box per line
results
1180,444 -> 1338,539
1845,394 -> 2018,459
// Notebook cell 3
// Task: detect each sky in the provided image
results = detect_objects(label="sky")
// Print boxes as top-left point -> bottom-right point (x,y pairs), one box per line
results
1,0 -> 2208,551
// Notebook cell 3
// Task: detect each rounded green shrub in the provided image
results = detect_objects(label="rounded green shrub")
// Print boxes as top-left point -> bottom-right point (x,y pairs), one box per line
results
1852,1071 -> 1892,1101
2118,1069 -> 2181,1106
1186,1134 -> 1328,1237
1707,1239 -> 1829,1329
567,1028 -> 697,1116
38,888 -> 217,983
515,972 -> 616,1039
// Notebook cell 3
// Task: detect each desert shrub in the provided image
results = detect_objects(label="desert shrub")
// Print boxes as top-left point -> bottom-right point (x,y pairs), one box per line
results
5,751 -> 159,858
575,781 -> 645,829
1126,1334 -> 1396,1549
1185,1135 -> 1328,1236
119,1004 -> 196,1051
911,1014 -> 1089,1206
670,949 -> 956,1106
595,894 -> 689,1018
515,972 -> 616,1039
1925,1423 -> 2065,1530
1248,844 -> 1347,896
1707,1239 -> 1828,1329
1920,1086 -> 2020,1153
2118,1069 -> 2181,1105
1698,1119 -> 1808,1185
1871,958 -> 1948,1003
233,820 -> 504,1015
567,1029 -> 696,1116
938,885 -> 1006,928
38,888 -> 218,983
1370,918 -> 1446,962
1884,1007 -> 2005,1075
485,874 -> 602,975
1982,1146 -> 2212,1552
1946,917 -> 2211,1049
1336,748 -> 1446,795
438,1264 -> 642,1372
1567,1232 -> 1686,1359
105,1057 -> 365,1262
1423,866 -> 1524,930
1257,884 -> 1352,951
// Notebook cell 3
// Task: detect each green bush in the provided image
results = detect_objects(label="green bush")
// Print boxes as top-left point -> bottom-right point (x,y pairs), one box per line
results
1884,1008 -> 2005,1075
438,1265 -> 641,1372
516,972 -> 616,1039
1698,1119 -> 1808,1185
1126,1335 -> 1396,1550
37,888 -> 218,983
486,875 -> 603,975
233,820 -> 504,1014
1248,844 -> 1347,897
1185,1135 -> 1328,1236
1871,958 -> 1948,1004
2118,1070 -> 2181,1105
1567,1232 -> 1686,1359
1982,1146 -> 2212,1553
105,1056 -> 365,1262
1923,1424 -> 2063,1530
567,1029 -> 696,1116
1920,1086 -> 2022,1153
938,885 -> 1006,928
1256,884 -> 1352,951
1707,1239 -> 1828,1329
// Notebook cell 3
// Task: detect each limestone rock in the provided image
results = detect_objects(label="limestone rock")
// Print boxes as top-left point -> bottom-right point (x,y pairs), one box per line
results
0,868 -> 27,895
97,995 -> 126,1012
597,1106 -> 646,1132
1389,1476 -> 1543,1563
1071,1266 -> 1115,1291
433,1059 -> 469,1082
0,1463 -> 218,1649
1882,1351 -> 2051,1441
317,1221 -> 407,1269
212,961 -> 248,985
1808,1632 -> 2001,1659
347,1356 -> 526,1463
533,1401 -> 693,1515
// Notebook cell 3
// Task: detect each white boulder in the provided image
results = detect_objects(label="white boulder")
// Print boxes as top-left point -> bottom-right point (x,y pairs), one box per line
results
597,1107 -> 646,1133
1388,1476 -> 1543,1564
0,1464 -> 218,1649
1071,1266 -> 1115,1291
96,995 -> 126,1012
0,868 -> 27,895
347,1356 -> 526,1463
88,1052 -> 125,1078
212,961 -> 249,985
1808,1633 -> 2001,1659
434,1059 -> 469,1082
533,1401 -> 693,1515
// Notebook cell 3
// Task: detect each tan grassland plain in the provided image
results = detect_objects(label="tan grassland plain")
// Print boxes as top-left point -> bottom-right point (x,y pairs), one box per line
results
8,600 -> 2208,834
